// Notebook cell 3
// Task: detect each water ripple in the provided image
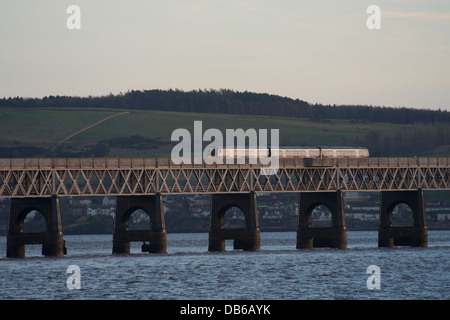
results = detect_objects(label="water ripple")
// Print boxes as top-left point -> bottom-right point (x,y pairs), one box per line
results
0,231 -> 449,300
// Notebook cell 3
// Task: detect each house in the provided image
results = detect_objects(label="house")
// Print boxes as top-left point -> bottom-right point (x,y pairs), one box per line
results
437,213 -> 450,221
87,207 -> 115,217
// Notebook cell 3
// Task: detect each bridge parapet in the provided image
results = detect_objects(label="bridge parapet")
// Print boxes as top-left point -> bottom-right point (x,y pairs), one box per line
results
2,157 -> 450,170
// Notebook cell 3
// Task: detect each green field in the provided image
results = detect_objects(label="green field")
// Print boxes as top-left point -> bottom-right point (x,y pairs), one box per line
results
0,107 -> 436,158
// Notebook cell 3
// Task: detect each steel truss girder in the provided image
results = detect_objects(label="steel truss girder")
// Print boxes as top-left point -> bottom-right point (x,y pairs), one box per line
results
1,158 -> 450,198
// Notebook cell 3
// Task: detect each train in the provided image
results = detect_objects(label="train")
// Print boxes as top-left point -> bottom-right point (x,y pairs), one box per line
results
209,146 -> 369,159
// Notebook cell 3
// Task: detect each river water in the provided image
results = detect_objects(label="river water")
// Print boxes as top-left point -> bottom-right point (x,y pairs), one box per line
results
0,231 -> 448,300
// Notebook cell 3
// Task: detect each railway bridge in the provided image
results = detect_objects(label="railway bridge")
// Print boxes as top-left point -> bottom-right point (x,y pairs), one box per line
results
1,157 -> 450,257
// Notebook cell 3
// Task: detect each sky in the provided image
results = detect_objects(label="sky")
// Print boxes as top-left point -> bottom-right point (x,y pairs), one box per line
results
0,0 -> 449,110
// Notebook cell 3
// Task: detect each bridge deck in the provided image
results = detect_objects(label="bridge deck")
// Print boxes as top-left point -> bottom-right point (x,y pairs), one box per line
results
1,157 -> 449,197
1,157 -> 450,169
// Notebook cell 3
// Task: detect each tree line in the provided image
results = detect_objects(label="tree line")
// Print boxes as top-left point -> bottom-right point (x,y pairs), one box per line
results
364,122 -> 450,157
1,89 -> 449,125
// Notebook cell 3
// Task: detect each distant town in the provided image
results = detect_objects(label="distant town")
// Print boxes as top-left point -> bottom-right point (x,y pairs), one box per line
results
0,192 -> 449,235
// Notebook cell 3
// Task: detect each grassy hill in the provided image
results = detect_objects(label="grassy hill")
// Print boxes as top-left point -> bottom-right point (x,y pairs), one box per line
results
0,106 -> 449,158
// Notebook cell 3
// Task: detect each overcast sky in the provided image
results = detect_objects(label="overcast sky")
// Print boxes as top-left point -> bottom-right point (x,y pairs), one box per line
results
1,0 -> 449,110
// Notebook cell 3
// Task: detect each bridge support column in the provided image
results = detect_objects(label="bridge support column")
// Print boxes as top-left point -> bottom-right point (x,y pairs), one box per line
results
378,189 -> 428,248
297,191 -> 347,249
208,192 -> 260,252
113,194 -> 167,254
7,196 -> 66,258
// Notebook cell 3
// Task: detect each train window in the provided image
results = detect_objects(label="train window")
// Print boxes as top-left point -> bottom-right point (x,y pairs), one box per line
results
236,149 -> 245,157
309,150 -> 320,157
257,149 -> 265,157
286,150 -> 295,157
323,150 -> 334,157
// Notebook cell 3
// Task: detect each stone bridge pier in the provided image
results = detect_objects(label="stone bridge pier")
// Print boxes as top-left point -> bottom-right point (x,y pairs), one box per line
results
208,192 -> 260,251
7,195 -> 66,258
378,189 -> 428,247
297,191 -> 347,249
113,194 -> 167,254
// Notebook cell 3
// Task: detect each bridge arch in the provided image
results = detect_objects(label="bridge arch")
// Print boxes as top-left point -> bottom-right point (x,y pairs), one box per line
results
209,192 -> 260,251
7,196 -> 66,258
122,206 -> 152,231
219,204 -> 246,229
113,194 -> 166,254
389,202 -> 414,227
297,191 -> 347,249
306,203 -> 333,228
12,206 -> 48,233
379,190 -> 427,247
20,209 -> 47,233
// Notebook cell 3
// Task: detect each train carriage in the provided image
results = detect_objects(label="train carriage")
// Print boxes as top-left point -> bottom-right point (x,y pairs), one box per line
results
209,146 -> 369,159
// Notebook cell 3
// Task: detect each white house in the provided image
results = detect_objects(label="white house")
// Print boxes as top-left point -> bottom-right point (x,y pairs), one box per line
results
87,207 -> 115,217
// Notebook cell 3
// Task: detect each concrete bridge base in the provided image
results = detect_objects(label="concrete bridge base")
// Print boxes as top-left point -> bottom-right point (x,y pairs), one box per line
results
208,192 -> 260,251
113,194 -> 167,254
378,189 -> 428,247
7,196 -> 66,258
297,191 -> 347,249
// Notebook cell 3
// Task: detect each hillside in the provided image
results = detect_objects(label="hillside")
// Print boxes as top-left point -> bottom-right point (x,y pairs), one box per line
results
0,89 -> 450,158
2,89 -> 450,125
0,107 -> 447,159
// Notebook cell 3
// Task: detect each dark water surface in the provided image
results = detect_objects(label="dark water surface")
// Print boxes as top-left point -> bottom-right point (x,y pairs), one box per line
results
0,231 -> 448,300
